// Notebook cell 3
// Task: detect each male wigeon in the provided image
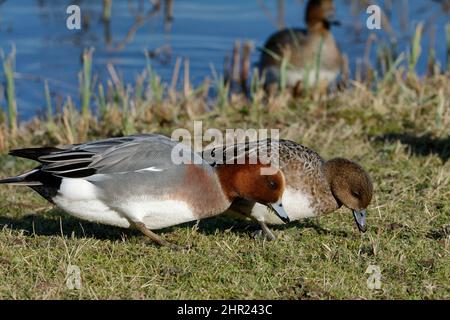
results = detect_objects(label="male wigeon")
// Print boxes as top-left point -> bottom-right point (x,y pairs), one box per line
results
260,0 -> 342,91
203,139 -> 373,240
0,134 -> 289,247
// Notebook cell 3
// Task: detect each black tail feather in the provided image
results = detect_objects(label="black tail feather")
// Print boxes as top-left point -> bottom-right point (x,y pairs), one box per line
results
0,168 -> 61,202
9,147 -> 63,162
0,169 -> 42,186
0,176 -> 27,184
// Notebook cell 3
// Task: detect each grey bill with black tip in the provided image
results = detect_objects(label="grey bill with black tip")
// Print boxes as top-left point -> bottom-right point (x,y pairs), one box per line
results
269,201 -> 290,224
353,210 -> 367,232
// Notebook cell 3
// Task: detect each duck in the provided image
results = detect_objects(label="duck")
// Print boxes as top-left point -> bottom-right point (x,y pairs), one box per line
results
0,134 -> 289,247
259,0 -> 342,91
202,139 -> 373,240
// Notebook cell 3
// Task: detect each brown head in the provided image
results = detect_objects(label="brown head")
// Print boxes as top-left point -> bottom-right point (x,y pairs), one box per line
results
323,158 -> 373,232
305,0 -> 339,30
216,163 -> 289,223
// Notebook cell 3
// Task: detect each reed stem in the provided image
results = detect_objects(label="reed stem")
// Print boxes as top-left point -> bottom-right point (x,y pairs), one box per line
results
409,23 -> 423,73
446,23 -> 450,71
102,0 -> 112,22
1,46 -> 17,136
81,48 -> 94,119
44,80 -> 53,123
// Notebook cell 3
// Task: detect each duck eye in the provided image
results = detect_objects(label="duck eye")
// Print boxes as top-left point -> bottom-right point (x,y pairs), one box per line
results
351,190 -> 361,198
267,180 -> 278,190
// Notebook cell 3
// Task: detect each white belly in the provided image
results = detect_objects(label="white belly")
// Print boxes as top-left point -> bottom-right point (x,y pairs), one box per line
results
53,178 -> 198,230
265,66 -> 338,87
116,198 -> 197,230
286,69 -> 338,86
54,197 -> 131,228
251,187 -> 316,225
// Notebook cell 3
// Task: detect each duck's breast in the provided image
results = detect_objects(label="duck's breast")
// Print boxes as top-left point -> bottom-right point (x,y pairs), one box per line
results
262,32 -> 341,87
250,187 -> 316,225
94,163 -> 229,230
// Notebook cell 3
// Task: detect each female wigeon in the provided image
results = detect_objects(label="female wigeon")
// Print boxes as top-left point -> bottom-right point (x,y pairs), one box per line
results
0,134 -> 288,247
203,139 -> 373,240
260,0 -> 342,91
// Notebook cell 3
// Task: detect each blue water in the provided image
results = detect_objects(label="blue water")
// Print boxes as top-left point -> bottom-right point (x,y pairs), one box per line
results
0,0 -> 449,119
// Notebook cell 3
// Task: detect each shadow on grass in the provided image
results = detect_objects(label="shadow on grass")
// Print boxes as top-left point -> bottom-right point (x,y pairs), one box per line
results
196,215 -> 353,238
0,209 -> 132,241
376,133 -> 450,162
0,209 -> 352,241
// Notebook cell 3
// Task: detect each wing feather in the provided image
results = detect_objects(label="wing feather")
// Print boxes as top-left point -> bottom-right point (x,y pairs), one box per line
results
34,134 -> 181,178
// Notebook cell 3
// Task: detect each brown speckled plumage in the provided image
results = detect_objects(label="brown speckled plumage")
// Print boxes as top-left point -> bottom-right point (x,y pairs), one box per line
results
203,139 -> 373,223
259,0 -> 342,89
274,140 -> 339,215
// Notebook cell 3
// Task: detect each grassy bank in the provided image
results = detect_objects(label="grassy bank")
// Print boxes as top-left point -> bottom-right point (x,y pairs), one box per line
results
0,42 -> 449,299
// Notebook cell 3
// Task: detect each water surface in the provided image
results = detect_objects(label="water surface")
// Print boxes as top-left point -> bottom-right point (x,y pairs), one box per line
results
0,0 -> 449,119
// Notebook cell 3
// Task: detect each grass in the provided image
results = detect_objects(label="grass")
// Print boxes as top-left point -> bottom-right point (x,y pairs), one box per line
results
0,30 -> 449,299
0,135 -> 448,299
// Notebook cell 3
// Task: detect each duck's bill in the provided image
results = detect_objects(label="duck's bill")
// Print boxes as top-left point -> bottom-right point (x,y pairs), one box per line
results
325,14 -> 341,27
352,210 -> 367,233
329,20 -> 341,26
269,201 -> 290,224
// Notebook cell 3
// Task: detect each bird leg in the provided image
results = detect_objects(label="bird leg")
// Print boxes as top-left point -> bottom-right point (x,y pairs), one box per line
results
255,220 -> 277,241
227,201 -> 278,241
134,222 -> 179,249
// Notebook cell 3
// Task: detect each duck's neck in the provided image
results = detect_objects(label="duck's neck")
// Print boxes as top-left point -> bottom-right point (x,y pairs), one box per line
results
322,160 -> 343,209
307,20 -> 330,33
323,159 -> 336,186
305,3 -> 331,33
215,165 -> 239,202
214,162 -> 269,202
